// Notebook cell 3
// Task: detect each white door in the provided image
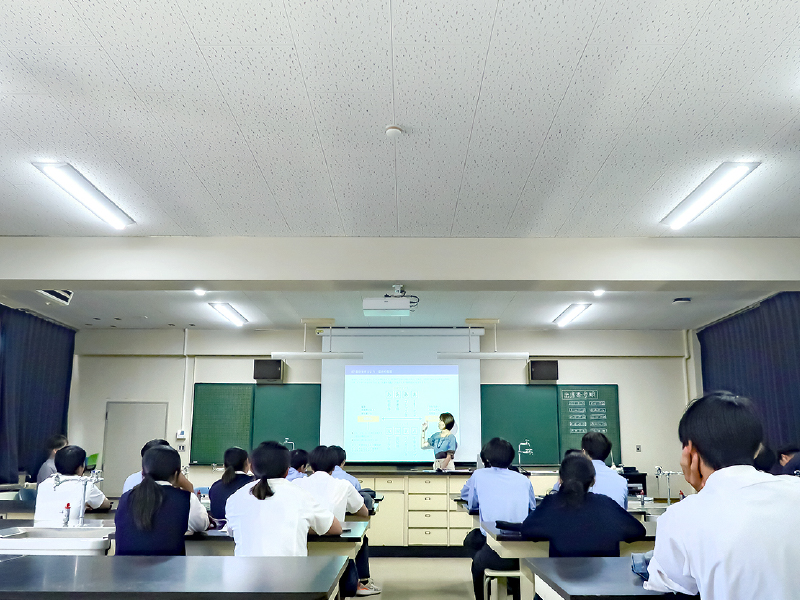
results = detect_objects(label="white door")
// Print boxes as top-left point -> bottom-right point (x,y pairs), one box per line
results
102,402 -> 168,497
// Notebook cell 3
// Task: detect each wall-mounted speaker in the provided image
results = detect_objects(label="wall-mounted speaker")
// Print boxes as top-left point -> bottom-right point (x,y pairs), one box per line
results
528,360 -> 558,383
254,359 -> 284,384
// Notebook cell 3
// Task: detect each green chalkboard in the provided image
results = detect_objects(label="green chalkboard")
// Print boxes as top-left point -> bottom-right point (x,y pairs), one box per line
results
190,384 -> 253,465
251,384 -> 322,453
557,385 -> 621,466
480,385 -> 560,465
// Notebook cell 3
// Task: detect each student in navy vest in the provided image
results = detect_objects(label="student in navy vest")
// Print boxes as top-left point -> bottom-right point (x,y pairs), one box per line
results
115,445 -> 209,556
209,447 -> 254,520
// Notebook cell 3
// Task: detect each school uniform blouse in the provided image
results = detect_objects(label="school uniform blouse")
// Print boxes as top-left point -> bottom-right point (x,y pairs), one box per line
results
286,467 -> 306,482
225,479 -> 335,557
428,431 -> 457,457
115,484 -> 191,556
332,465 -> 361,490
208,472 -> 254,520
520,492 -> 645,557
466,467 -> 536,534
293,471 -> 364,523
36,458 -> 57,484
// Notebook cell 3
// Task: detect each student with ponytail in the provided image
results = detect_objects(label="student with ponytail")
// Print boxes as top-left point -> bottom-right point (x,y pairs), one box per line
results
208,447 -> 253,520
115,445 -> 209,556
225,441 -> 342,556
521,453 -> 645,557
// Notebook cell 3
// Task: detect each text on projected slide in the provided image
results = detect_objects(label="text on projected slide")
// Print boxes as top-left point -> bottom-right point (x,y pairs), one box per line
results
344,365 -> 460,462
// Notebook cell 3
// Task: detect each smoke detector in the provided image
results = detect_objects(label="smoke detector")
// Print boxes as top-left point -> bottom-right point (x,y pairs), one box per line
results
385,125 -> 403,138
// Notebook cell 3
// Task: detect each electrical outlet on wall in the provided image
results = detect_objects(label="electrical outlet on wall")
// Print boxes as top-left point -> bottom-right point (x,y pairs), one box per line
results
636,445 -> 642,452
177,444 -> 186,452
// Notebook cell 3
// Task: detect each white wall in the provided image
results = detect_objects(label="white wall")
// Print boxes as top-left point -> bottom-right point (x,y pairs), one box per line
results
69,327 -> 693,495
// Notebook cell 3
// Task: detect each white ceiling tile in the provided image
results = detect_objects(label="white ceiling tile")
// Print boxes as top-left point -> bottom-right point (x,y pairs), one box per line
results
394,45 -> 486,96
73,0 -> 196,46
589,0 -> 713,45
176,0 -> 294,46
493,0 -> 604,45
469,92 -> 559,155
0,49 -> 47,93
312,93 -> 393,140
481,40 -> 584,94
201,45 -> 306,98
393,0 -> 498,45
0,0 -> 95,48
748,45 -> 800,93
0,128 -> 40,185
298,43 -> 392,93
105,44 -> 218,94
394,89 -> 477,135
285,0 -> 390,46
690,0 -> 800,49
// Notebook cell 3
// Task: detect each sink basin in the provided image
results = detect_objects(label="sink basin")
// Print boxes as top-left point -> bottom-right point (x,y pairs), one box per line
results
0,527 -> 113,555
646,506 -> 667,515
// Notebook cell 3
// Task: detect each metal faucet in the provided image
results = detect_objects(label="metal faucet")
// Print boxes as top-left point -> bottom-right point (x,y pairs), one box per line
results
654,466 -> 681,506
517,439 -> 533,463
211,463 -> 224,472
52,469 -> 104,526
284,438 -> 295,451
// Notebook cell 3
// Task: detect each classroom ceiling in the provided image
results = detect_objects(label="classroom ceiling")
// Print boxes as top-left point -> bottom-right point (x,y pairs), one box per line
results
1,0 -> 800,238
0,289 -> 771,331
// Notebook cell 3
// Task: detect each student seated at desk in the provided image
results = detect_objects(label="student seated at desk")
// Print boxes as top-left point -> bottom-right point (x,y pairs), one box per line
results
777,443 -> 800,475
551,434 -> 628,508
329,445 -> 361,490
36,434 -> 68,484
225,441 -> 342,557
294,446 -> 380,597
287,449 -> 309,482
115,445 -> 209,555
34,445 -> 110,524
644,392 -> 800,599
465,438 -> 536,600
521,454 -> 645,556
208,447 -> 254,520
123,439 -> 195,495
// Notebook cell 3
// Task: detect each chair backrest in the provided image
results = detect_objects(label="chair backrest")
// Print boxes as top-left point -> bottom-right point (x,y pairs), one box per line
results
16,488 -> 38,503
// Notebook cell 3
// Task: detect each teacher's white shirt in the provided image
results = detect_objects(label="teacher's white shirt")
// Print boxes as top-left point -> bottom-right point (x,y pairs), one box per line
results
645,465 -> 800,599
225,479 -> 334,557
293,471 -> 364,523
34,475 -> 107,525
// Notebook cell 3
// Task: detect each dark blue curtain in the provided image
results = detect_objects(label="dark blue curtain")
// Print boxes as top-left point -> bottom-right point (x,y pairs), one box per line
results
0,307 -> 76,484
698,292 -> 800,449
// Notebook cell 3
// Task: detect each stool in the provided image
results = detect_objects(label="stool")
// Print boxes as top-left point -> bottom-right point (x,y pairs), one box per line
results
484,568 -> 522,600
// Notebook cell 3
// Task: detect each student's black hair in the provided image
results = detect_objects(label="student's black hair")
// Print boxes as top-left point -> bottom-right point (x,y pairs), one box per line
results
45,434 -> 68,452
328,445 -> 347,466
140,439 -> 170,457
482,438 -> 515,469
678,391 -> 763,471
250,441 -> 290,500
581,432 -> 612,461
754,444 -> 777,473
439,413 -> 455,431
290,449 -> 309,471
563,448 -> 583,458
54,445 -> 86,475
777,444 -> 800,458
309,445 -> 339,474
222,447 -> 249,485
479,449 -> 490,467
556,454 -> 595,508
128,446 -> 182,531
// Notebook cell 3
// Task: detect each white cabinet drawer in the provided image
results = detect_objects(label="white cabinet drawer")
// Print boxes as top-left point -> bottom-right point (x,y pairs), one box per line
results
408,528 -> 448,545
374,477 -> 405,491
408,494 -> 447,511
408,477 -> 447,494
448,510 -> 476,529
448,476 -> 470,493
356,477 -> 375,490
408,511 -> 447,528
449,528 -> 472,546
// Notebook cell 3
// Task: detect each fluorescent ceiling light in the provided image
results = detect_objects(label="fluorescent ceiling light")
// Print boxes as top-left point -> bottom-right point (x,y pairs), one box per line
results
271,352 -> 364,360
209,303 -> 248,327
32,162 -> 135,230
663,162 -> 759,230
554,304 -> 591,327
437,352 -> 529,360
593,289 -> 605,297
194,289 -> 207,296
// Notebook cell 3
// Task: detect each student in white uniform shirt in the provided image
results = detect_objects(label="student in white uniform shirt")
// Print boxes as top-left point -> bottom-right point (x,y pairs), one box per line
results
34,445 -> 110,525
645,391 -> 800,600
122,439 -> 195,495
294,446 -> 380,597
329,445 -> 361,491
225,441 -> 342,557
36,434 -> 68,484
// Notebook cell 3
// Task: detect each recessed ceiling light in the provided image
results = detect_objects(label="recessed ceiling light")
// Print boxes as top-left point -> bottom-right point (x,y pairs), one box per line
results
663,162 -> 759,230
32,162 -> 135,230
209,303 -> 248,327
554,304 -> 591,327
194,288 -> 207,296
593,289 -> 605,297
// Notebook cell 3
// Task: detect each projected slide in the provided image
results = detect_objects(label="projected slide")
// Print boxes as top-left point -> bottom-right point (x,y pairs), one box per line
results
344,365 -> 460,462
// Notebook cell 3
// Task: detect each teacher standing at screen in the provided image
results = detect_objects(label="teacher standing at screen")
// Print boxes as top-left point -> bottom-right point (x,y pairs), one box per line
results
421,413 -> 457,471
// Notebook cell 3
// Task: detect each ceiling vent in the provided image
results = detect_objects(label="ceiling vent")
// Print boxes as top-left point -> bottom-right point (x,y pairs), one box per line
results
37,290 -> 74,306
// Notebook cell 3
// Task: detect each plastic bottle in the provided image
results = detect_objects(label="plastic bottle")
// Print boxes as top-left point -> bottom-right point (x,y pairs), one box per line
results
62,503 -> 71,526
679,490 -> 685,501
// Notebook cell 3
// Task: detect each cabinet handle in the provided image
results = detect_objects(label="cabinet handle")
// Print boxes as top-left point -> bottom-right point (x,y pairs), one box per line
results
425,497 -> 431,500
386,479 -> 392,483
425,479 -> 431,483
425,531 -> 431,535
425,513 -> 431,517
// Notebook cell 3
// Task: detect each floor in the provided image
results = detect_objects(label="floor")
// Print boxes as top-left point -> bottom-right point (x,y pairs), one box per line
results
370,558 -> 474,600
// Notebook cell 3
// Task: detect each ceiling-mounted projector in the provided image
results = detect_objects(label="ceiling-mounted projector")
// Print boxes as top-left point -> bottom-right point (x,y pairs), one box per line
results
363,296 -> 411,317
